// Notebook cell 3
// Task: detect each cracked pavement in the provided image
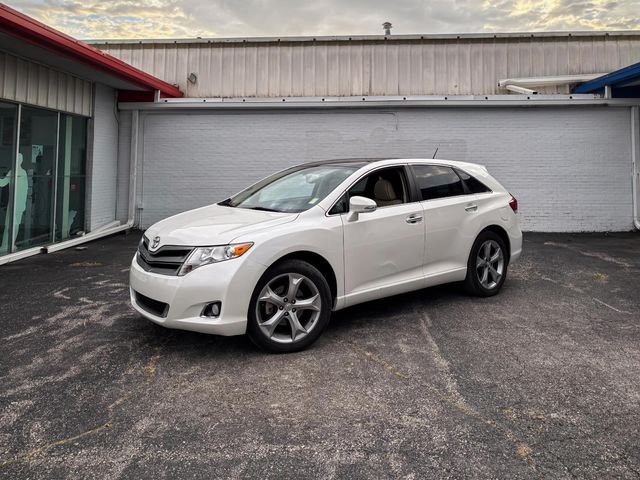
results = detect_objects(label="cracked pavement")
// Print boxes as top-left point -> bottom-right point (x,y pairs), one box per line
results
0,232 -> 639,479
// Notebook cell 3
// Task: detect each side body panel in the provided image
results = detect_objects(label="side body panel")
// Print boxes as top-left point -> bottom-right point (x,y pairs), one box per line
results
340,202 -> 425,307
231,206 -> 346,305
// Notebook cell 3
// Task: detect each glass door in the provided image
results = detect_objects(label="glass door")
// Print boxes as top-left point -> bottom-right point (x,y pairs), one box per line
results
0,102 -> 18,256
56,114 -> 87,241
15,106 -> 58,251
0,103 -> 88,257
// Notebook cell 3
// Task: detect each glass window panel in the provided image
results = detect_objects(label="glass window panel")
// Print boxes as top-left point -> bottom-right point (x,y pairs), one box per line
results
347,167 -> 408,206
56,114 -> 87,242
15,106 -> 58,251
413,165 -> 465,201
456,168 -> 492,194
0,102 -> 17,256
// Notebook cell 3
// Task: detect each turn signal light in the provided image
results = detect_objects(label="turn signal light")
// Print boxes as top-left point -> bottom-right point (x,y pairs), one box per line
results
231,244 -> 252,257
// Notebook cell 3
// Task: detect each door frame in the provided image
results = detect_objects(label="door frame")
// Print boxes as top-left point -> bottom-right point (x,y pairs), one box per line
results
325,163 -> 421,217
333,163 -> 426,307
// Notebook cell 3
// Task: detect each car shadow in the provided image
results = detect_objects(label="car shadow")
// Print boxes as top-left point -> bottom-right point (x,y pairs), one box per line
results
126,282 -> 468,358
327,282 -> 467,335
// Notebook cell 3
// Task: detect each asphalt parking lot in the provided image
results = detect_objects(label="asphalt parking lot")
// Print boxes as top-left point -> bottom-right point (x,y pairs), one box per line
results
0,231 -> 638,479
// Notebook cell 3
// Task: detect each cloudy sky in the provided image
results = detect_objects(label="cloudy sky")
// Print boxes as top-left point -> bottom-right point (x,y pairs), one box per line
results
9,0 -> 640,39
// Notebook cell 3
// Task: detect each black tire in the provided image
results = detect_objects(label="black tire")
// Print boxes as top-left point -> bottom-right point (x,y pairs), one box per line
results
464,230 -> 509,297
247,259 -> 332,353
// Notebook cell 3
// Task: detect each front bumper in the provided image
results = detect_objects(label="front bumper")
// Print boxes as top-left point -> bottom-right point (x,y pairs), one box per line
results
129,253 -> 265,336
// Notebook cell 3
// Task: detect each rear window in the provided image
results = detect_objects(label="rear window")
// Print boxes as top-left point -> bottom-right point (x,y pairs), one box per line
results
456,169 -> 492,194
412,165 -> 464,200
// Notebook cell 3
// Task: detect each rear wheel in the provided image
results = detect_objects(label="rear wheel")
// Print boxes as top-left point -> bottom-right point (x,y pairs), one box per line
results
247,259 -> 332,353
464,231 -> 508,297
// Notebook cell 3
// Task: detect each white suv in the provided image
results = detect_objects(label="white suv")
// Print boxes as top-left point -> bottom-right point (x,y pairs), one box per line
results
130,158 -> 522,352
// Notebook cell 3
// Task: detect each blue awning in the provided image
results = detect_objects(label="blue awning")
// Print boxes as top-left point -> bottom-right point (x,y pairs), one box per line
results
573,61 -> 640,97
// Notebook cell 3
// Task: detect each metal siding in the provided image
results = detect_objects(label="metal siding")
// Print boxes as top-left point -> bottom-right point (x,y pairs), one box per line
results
0,50 -> 92,115
96,35 -> 640,97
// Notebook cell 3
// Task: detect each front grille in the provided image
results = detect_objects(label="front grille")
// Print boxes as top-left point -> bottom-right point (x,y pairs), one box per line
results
134,291 -> 169,318
137,236 -> 193,276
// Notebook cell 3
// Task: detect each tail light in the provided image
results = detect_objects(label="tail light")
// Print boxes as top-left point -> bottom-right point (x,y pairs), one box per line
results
508,194 -> 518,213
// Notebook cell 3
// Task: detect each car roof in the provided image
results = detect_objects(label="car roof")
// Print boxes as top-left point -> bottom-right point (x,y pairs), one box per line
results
300,157 -> 485,171
299,158 -> 384,168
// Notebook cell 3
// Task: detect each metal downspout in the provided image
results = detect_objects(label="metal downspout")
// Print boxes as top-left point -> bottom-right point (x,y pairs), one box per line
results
632,106 -> 640,230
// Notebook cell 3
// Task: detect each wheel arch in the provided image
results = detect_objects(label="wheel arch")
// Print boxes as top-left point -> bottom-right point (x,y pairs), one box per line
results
269,251 -> 338,303
479,224 -> 511,260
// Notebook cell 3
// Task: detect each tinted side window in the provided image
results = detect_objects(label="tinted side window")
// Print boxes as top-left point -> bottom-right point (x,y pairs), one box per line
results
329,194 -> 348,215
349,176 -> 368,197
456,169 -> 491,194
329,167 -> 408,214
413,165 -> 464,200
347,167 -> 407,207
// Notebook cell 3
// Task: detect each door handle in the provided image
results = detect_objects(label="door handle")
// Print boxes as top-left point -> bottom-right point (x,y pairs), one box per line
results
465,204 -> 478,212
406,213 -> 423,224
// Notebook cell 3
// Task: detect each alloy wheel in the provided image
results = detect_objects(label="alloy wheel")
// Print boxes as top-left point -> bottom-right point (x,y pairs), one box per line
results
256,273 -> 322,343
476,239 -> 504,289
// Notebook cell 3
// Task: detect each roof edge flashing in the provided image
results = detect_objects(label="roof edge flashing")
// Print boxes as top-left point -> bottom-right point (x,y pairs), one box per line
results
86,30 -> 640,46
118,94 -> 640,110
0,4 -> 182,98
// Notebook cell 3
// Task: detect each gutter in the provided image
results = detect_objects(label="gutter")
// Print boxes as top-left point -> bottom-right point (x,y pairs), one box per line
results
118,94 -> 640,111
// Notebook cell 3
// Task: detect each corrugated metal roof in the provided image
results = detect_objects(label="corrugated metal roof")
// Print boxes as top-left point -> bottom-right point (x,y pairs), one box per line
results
574,61 -> 640,96
91,32 -> 640,98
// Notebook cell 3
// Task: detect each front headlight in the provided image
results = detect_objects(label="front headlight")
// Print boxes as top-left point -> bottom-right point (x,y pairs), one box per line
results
178,242 -> 253,276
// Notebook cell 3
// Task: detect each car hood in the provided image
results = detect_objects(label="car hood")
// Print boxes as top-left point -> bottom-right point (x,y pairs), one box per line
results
144,204 -> 298,248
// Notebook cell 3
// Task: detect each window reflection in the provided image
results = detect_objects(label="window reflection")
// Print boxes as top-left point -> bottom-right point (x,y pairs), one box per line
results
15,107 -> 58,251
56,114 -> 87,242
0,103 -> 88,255
0,102 -> 17,256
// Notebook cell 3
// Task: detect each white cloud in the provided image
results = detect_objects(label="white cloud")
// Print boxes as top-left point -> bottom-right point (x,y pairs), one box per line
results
9,0 -> 640,39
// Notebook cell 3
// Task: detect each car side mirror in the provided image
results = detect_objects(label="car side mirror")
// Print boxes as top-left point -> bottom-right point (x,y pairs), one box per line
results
348,196 -> 377,221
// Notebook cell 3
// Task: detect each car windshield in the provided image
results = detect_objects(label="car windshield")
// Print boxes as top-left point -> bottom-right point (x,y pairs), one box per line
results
222,164 -> 358,213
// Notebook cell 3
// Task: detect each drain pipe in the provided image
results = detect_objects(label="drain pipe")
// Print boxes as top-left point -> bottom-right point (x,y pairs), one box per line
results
632,106 -> 640,230
45,110 -> 139,253
498,73 -> 608,94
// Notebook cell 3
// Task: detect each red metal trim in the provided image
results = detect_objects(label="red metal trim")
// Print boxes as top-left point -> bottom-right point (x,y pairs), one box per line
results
0,3 -> 182,98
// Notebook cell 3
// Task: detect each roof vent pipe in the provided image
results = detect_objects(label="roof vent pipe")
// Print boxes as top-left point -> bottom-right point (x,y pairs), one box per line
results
383,22 -> 392,35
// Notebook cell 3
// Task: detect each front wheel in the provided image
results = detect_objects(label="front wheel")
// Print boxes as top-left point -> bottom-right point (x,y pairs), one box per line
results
464,231 -> 509,297
247,259 -> 332,353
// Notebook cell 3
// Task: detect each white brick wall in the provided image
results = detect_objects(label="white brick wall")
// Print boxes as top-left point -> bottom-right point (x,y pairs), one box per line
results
116,110 -> 131,223
88,84 -> 119,230
135,106 -> 634,232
